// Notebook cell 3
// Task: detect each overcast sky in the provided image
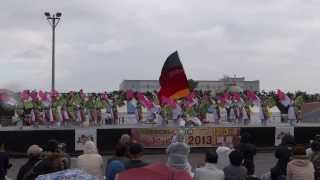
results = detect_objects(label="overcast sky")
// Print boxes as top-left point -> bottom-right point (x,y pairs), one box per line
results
1,0 -> 320,93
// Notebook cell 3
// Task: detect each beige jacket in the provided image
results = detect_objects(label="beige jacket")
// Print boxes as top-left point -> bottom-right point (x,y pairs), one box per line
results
286,159 -> 314,180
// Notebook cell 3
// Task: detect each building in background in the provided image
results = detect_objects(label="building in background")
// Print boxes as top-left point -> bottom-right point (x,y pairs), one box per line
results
120,76 -> 260,92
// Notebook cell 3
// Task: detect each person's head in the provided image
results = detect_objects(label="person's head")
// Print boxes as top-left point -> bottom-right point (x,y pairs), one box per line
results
46,139 -> 59,152
58,143 -> 67,153
229,150 -> 244,166
205,151 -> 218,164
129,143 -> 144,159
176,129 -> 185,143
292,146 -> 306,158
240,133 -> 251,144
114,144 -> 127,157
83,141 -> 98,154
119,134 -> 131,146
311,140 -> 320,152
27,144 -> 43,158
281,134 -> 295,146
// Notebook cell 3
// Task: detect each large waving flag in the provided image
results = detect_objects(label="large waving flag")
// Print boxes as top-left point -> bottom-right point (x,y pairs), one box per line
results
158,51 -> 190,101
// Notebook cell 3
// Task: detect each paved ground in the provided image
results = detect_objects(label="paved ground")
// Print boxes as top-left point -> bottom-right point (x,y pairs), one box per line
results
7,152 -> 275,179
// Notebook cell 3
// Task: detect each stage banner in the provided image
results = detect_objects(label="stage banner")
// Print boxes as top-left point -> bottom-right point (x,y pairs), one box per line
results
75,128 -> 97,151
131,127 -> 240,148
275,126 -> 294,146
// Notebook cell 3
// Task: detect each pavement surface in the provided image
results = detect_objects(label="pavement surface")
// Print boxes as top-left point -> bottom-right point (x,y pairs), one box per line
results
7,152 -> 276,179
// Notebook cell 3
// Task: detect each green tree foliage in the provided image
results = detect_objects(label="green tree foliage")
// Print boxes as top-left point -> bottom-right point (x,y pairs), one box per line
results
187,79 -> 199,90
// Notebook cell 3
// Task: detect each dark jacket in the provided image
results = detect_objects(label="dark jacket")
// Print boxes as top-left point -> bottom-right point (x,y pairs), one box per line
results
0,151 -> 11,180
310,151 -> 320,180
270,145 -> 293,180
246,176 -> 261,180
224,165 -> 247,180
125,160 -> 148,170
16,157 -> 41,180
236,143 -> 256,175
27,152 -> 65,179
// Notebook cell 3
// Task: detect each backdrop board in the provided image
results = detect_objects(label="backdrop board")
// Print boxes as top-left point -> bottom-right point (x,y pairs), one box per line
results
131,127 -> 240,148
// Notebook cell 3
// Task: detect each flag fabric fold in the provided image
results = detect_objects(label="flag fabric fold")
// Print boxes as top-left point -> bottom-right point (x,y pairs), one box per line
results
158,51 -> 190,101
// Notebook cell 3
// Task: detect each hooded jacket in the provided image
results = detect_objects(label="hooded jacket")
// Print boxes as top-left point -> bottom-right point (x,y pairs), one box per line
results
216,146 -> 232,170
286,159 -> 314,180
77,141 -> 103,180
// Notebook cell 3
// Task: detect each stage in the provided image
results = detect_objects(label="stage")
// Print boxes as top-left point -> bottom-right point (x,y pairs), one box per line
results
0,123 -> 319,154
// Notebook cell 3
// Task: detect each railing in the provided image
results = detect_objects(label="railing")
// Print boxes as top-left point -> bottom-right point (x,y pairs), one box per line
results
0,112 -> 297,127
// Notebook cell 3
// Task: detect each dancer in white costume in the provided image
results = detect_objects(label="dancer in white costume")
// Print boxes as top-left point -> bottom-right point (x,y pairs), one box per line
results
177,115 -> 186,127
191,117 -> 202,126
126,100 -> 138,124
287,102 -> 296,126
206,103 -> 217,123
241,106 -> 249,124
258,106 -> 265,125
172,104 -> 182,123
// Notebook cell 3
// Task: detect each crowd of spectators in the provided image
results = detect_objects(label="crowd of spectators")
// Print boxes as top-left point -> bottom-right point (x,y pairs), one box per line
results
0,132 -> 319,180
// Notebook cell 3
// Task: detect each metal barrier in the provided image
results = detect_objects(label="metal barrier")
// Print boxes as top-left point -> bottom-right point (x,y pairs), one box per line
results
0,112 -> 296,128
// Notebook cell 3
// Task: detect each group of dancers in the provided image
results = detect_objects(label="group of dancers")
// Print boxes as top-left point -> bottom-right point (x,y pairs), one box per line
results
10,89 -> 297,127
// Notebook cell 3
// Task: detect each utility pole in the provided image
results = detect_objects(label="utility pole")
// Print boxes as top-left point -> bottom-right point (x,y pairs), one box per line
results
44,12 -> 62,92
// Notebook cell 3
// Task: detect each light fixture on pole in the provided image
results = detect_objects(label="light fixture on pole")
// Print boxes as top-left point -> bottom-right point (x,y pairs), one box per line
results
44,12 -> 62,93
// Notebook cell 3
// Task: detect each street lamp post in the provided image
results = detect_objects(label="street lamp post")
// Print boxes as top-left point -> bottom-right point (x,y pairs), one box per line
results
44,12 -> 62,92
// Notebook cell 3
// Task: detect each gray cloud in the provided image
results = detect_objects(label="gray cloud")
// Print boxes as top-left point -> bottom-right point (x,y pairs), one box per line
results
1,0 -> 320,92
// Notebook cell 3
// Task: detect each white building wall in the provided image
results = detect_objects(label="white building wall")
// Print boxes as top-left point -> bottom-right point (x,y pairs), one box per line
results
120,77 -> 260,92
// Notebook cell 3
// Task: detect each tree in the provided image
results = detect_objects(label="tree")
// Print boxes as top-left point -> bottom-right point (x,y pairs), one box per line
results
187,79 -> 198,91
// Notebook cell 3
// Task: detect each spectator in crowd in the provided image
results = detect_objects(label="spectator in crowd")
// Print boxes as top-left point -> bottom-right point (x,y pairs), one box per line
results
126,143 -> 148,169
270,134 -> 295,180
119,134 -> 131,146
17,144 -> 43,180
194,151 -> 224,180
216,143 -> 232,170
286,146 -> 314,180
106,144 -> 129,180
236,133 -> 256,175
119,134 -> 132,157
106,160 -> 126,180
58,143 -> 71,169
306,140 -> 314,159
309,140 -> 320,180
0,142 -> 11,180
31,139 -> 65,178
77,141 -> 103,180
306,134 -> 320,158
106,144 -> 129,168
116,163 -> 193,180
166,129 -> 192,176
223,150 -> 247,180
